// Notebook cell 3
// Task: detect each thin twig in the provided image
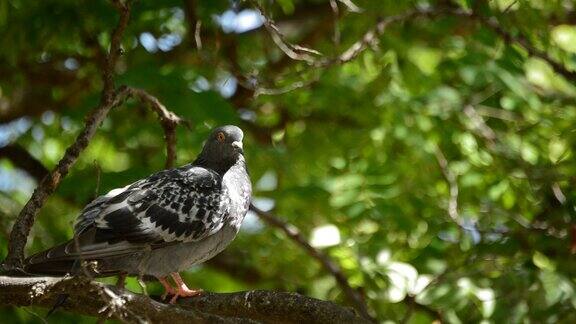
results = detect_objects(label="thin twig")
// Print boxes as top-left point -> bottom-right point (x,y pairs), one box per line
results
315,8 -> 468,67
124,87 -> 191,169
470,0 -> 576,82
330,0 -> 341,53
250,204 -> 374,322
551,182 -> 566,205
338,0 -> 363,13
434,147 -> 464,232
339,1 -> 576,85
251,0 -> 322,64
475,105 -> 520,122
102,0 -> 132,102
502,0 -> 519,14
242,7 -> 473,99
463,105 -> 497,144
254,78 -> 318,97
434,148 -> 460,223
194,20 -> 202,50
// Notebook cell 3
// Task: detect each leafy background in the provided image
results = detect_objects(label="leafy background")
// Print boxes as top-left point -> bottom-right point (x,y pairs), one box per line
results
1,0 -> 575,322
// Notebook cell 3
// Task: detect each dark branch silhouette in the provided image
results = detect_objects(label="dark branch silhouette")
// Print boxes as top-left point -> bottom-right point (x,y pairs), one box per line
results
0,145 -> 49,182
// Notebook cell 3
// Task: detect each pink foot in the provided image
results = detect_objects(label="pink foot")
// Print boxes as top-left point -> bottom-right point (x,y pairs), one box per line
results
169,272 -> 203,304
158,276 -> 177,301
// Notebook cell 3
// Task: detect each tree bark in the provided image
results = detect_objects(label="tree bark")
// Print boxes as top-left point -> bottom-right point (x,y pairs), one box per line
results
0,276 -> 369,324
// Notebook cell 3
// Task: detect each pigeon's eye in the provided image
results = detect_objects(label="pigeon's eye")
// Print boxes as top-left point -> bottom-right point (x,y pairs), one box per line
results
216,132 -> 226,143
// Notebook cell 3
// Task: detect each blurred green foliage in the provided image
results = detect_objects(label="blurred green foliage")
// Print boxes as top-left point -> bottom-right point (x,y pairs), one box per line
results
1,0 -> 575,322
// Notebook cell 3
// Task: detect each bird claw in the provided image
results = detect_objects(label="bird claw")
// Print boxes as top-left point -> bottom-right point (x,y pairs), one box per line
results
158,277 -> 177,301
169,288 -> 203,304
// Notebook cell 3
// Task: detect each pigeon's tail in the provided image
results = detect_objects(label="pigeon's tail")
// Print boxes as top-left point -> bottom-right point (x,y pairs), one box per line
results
24,240 -> 81,276
24,239 -> 124,277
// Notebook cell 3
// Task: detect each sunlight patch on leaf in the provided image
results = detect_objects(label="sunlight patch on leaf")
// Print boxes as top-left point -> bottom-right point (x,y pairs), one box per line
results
310,224 -> 341,248
551,25 -> 576,53
382,262 -> 418,303
407,46 -> 442,75
533,251 -> 556,271
548,137 -> 569,163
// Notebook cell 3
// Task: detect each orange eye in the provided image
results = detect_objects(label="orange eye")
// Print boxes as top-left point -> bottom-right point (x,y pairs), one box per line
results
216,132 -> 226,142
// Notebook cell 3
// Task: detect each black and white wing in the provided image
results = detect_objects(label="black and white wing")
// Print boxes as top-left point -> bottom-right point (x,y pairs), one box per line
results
75,164 -> 229,246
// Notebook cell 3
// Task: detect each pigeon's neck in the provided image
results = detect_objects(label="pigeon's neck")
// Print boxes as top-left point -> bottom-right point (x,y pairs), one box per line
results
227,155 -> 248,176
193,154 -> 246,176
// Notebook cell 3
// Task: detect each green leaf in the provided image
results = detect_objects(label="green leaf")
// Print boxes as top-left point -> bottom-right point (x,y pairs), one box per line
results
551,25 -> 576,53
533,251 -> 556,271
276,0 -> 295,14
407,46 -> 442,75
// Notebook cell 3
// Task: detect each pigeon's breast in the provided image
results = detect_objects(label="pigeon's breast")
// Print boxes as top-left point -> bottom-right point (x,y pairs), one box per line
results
222,159 -> 252,228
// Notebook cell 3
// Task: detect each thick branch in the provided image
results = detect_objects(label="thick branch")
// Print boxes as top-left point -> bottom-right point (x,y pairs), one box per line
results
179,289 -> 368,324
1,1 -> 133,271
249,204 -> 374,322
0,276 -> 367,323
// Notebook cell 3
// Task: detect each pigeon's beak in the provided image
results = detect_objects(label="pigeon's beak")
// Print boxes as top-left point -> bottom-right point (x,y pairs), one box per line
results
232,141 -> 243,154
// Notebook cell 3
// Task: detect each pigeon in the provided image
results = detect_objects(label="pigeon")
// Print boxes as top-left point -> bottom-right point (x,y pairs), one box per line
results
25,125 -> 252,303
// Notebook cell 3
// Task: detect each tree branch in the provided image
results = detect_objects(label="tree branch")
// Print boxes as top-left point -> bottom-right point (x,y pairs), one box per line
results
0,276 -> 368,323
123,87 -> 191,169
434,146 -> 468,240
470,1 -> 576,82
1,1 -> 134,271
180,289 -> 368,323
248,2 -> 576,91
314,7 -> 469,67
2,93 -> 128,271
250,0 -> 323,64
249,204 -> 374,322
434,148 -> 462,226
102,0 -> 131,100
250,205 -> 445,321
1,0 -> 195,271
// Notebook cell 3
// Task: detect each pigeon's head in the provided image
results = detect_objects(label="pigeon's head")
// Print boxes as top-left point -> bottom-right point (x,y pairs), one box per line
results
197,125 -> 245,171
